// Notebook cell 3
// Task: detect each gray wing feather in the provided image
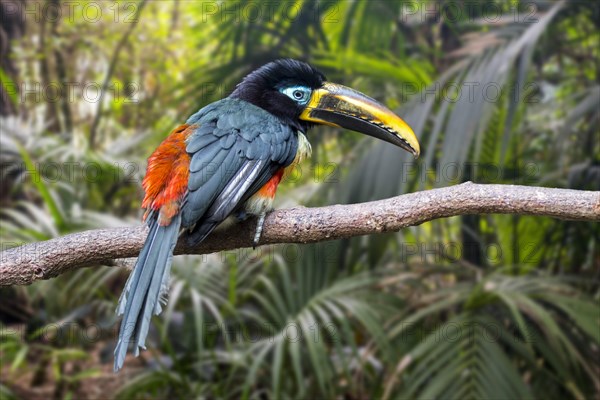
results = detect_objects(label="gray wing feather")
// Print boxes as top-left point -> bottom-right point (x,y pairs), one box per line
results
189,141 -> 224,173
186,132 -> 219,153
183,149 -> 241,223
181,98 -> 298,231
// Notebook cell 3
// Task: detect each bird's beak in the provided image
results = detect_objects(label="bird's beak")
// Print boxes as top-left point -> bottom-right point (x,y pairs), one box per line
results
299,82 -> 420,157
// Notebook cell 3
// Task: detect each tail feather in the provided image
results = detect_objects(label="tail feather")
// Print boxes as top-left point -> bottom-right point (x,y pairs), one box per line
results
132,227 -> 177,352
186,221 -> 219,246
114,213 -> 181,372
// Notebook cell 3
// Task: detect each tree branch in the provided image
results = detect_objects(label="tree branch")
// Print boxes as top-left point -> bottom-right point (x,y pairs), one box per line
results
1,183 -> 598,286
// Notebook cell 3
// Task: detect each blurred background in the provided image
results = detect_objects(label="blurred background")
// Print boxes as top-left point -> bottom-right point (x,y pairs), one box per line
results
1,0 -> 599,399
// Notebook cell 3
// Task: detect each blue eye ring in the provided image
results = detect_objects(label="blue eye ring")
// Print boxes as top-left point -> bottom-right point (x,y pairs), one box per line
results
280,86 -> 311,105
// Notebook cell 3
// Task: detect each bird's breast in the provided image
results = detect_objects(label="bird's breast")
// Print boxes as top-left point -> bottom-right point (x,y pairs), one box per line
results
291,131 -> 312,168
281,131 -> 312,185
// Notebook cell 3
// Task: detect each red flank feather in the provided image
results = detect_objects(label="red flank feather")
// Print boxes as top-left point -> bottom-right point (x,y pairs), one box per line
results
141,124 -> 195,224
257,168 -> 285,198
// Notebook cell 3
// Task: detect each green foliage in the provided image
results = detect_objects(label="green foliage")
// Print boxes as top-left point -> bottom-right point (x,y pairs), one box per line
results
0,383 -> 17,400
384,272 -> 599,399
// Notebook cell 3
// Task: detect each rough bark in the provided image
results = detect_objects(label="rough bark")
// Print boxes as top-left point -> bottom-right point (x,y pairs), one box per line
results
1,183 -> 598,286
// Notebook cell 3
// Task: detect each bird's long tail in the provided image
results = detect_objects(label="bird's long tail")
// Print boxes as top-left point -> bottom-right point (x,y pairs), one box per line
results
113,212 -> 181,372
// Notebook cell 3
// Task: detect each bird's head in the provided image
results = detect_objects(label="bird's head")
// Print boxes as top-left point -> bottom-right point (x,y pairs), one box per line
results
230,59 -> 420,157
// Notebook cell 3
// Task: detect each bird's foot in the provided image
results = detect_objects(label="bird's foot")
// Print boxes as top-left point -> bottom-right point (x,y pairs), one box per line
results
253,212 -> 266,249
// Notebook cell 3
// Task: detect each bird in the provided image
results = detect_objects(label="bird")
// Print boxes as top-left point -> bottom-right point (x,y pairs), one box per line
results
113,59 -> 420,371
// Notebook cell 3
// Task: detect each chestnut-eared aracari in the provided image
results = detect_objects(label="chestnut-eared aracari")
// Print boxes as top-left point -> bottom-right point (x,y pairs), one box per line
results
114,59 -> 420,371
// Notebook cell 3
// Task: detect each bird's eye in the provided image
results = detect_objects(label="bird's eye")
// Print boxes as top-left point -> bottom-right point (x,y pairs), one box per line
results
281,86 -> 311,105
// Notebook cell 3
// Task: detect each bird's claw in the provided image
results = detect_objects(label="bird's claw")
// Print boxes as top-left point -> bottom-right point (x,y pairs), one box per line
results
253,212 -> 266,249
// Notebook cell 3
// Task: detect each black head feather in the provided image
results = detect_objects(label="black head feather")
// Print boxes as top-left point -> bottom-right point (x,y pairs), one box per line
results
230,59 -> 326,131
